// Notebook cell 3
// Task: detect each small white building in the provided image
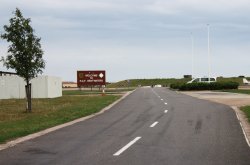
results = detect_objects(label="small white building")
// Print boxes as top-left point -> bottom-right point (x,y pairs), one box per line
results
0,75 -> 62,99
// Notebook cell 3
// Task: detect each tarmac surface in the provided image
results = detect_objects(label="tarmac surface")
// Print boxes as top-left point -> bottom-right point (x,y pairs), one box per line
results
182,91 -> 250,107
0,88 -> 250,165
182,90 -> 250,149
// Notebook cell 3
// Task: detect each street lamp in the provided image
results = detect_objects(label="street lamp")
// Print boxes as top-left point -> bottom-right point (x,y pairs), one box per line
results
191,32 -> 194,79
207,24 -> 211,82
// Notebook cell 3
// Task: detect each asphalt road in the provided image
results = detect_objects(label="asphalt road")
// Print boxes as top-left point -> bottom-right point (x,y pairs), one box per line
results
1,87 -> 250,165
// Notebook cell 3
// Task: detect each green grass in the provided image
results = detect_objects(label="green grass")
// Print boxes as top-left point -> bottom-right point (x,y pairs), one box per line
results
107,77 -> 248,88
223,89 -> 250,124
0,95 -> 120,143
107,78 -> 191,88
63,88 -> 135,95
241,106 -> 250,123
217,77 -> 250,85
222,89 -> 250,95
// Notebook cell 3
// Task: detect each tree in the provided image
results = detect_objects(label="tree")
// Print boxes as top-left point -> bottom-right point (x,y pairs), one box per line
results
1,8 -> 45,112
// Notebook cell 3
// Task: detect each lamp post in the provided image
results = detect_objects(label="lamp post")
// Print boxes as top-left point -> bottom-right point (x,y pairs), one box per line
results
207,24 -> 211,82
191,32 -> 194,79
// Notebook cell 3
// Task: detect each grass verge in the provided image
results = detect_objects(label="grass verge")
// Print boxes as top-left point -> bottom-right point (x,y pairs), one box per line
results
222,89 -> 250,95
0,95 -> 120,144
241,106 -> 250,123
225,89 -> 250,123
63,88 -> 135,95
107,77 -> 248,88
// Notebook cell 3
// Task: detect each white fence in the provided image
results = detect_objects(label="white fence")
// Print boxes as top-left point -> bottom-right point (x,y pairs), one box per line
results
0,75 -> 62,99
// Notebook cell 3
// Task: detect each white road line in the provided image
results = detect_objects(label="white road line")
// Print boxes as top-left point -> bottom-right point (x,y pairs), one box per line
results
113,137 -> 141,156
150,121 -> 159,128
236,111 -> 240,120
151,89 -> 160,98
240,123 -> 250,147
164,102 -> 168,105
161,99 -> 163,101
164,110 -> 168,113
235,111 -> 250,147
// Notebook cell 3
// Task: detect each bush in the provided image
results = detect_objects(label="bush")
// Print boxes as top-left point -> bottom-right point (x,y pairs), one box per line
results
170,81 -> 239,91
179,83 -> 209,91
170,83 -> 185,90
220,81 -> 239,89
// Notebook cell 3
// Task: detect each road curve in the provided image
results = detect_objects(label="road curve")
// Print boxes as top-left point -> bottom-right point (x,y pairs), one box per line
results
0,87 -> 250,165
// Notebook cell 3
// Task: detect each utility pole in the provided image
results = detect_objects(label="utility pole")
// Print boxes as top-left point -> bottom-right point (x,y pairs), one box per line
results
191,32 -> 194,79
207,24 -> 211,82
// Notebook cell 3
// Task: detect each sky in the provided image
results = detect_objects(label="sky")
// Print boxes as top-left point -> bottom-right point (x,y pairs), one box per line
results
0,0 -> 250,82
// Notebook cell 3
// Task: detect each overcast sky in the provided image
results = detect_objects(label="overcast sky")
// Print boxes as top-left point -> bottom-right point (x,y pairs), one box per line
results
0,0 -> 250,82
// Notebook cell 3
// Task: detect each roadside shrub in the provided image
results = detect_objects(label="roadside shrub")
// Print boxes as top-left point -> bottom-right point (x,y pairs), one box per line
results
170,81 -> 239,91
170,83 -> 185,90
179,83 -> 208,91
219,81 -> 239,89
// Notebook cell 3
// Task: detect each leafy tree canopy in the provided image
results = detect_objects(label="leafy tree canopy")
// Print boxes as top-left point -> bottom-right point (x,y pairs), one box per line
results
1,8 -> 45,82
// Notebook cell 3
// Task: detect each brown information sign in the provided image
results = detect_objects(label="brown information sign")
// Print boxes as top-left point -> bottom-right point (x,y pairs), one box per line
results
77,70 -> 106,87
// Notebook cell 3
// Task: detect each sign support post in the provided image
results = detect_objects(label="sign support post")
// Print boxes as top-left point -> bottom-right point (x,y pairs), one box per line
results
102,85 -> 106,96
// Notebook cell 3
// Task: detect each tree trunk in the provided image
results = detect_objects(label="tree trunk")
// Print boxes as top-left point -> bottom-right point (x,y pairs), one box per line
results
25,82 -> 32,112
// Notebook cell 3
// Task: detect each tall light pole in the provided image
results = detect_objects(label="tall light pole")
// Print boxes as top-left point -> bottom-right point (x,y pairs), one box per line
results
207,24 -> 211,82
191,32 -> 194,79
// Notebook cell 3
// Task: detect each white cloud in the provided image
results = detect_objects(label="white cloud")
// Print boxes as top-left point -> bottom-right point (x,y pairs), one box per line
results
1,0 -> 250,15
0,0 -> 119,11
145,0 -> 250,14
1,0 -> 250,81
32,16 -> 82,29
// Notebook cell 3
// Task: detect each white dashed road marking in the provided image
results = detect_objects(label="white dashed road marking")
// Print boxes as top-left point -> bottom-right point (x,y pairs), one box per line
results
113,137 -> 141,156
113,88 -> 171,157
150,121 -> 159,128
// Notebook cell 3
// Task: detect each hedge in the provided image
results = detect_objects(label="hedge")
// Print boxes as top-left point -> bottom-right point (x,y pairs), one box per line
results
170,82 -> 239,91
170,83 -> 185,89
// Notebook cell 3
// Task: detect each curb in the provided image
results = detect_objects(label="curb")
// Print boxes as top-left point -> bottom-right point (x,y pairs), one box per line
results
0,90 -> 136,151
231,106 -> 250,147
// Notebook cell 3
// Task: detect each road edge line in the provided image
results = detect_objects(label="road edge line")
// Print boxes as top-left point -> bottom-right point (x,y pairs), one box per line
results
179,91 -> 250,147
0,89 -> 136,151
232,106 -> 250,147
